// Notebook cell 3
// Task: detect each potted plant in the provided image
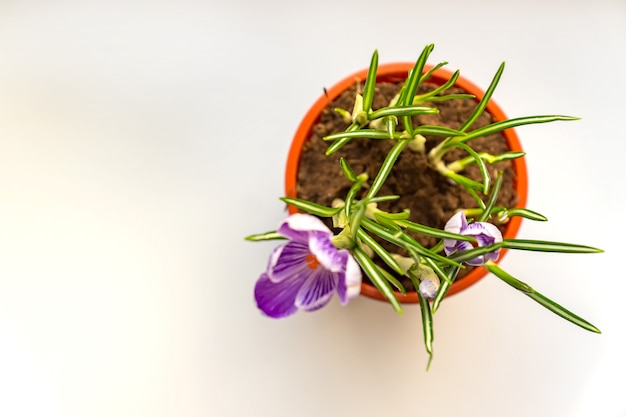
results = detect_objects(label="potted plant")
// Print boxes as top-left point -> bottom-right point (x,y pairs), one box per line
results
247,44 -> 601,368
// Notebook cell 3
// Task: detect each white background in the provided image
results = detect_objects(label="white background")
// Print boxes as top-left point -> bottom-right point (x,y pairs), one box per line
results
0,0 -> 625,416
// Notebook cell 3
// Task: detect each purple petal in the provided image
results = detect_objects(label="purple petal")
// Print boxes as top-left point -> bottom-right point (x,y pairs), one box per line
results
444,239 -> 473,256
268,241 -> 311,283
277,214 -> 332,243
295,268 -> 337,311
336,251 -> 362,305
254,273 -> 300,318
309,231 -> 344,272
419,279 -> 439,299
444,211 -> 468,234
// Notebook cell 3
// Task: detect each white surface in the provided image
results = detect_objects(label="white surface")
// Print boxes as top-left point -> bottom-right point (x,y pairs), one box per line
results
0,1 -> 625,416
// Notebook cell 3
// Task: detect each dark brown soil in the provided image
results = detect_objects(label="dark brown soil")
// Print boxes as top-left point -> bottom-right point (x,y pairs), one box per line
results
296,82 -> 518,291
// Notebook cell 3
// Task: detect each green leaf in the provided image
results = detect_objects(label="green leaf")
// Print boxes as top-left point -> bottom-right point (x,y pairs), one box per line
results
485,262 -> 601,333
431,266 -> 460,313
413,69 -> 460,103
407,271 -> 434,370
449,115 -> 579,148
353,246 -> 403,314
360,218 -> 461,267
325,122 -> 359,155
280,197 -> 342,217
423,256 -> 452,285
339,157 -> 357,182
344,176 -> 364,217
464,206 -> 547,222
357,228 -> 404,275
507,208 -> 548,221
372,212 -> 402,231
368,105 -> 438,120
447,241 -> 504,264
455,142 -> 491,195
244,231 -> 286,241
366,139 -> 411,200
404,44 -> 434,106
369,195 -> 400,204
502,239 -> 603,253
425,94 -> 475,102
413,125 -> 467,137
419,61 -> 448,84
478,171 -> 503,222
379,267 -> 407,295
442,171 -> 484,191
334,107 -> 352,123
349,200 -> 368,240
362,50 -> 378,114
459,62 -> 505,132
395,219 -> 476,242
418,288 -> 434,371
324,129 -> 399,141
400,232 -> 461,267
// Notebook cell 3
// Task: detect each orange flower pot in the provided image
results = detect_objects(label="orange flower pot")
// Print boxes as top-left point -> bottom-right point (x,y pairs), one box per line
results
285,63 -> 528,303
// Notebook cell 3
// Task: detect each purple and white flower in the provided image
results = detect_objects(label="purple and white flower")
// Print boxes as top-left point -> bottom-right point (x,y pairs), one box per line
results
443,211 -> 503,266
254,214 -> 362,318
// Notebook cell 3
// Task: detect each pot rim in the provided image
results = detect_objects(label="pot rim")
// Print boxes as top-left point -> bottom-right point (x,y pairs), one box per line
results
285,62 -> 528,303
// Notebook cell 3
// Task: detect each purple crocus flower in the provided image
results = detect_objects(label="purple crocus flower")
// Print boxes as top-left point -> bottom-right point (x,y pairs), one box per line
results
254,214 -> 362,318
443,212 -> 503,266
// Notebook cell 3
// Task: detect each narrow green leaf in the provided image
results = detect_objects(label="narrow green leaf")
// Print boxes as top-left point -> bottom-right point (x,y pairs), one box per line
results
459,62 -> 505,132
369,195 -> 400,204
374,210 -> 411,221
467,189 -> 487,210
442,171 -> 484,191
447,241 -> 504,264
339,157 -> 357,182
379,267 -> 407,295
349,200 -> 367,240
366,139 -> 411,200
399,232 -> 461,267
423,256 -> 452,285
507,208 -> 548,221
334,107 -> 352,123
244,231 -> 286,241
404,44 -> 434,106
455,142 -> 491,195
357,228 -> 404,275
369,105 -> 438,120
386,115 -> 397,138
360,218 -> 461,267
419,61 -> 448,84
413,125 -> 467,137
464,206 -> 547,222
344,177 -> 364,217
425,94 -> 475,102
324,129 -> 400,141
502,239 -> 603,253
280,197 -> 342,217
372,212 -> 402,231
413,69 -> 460,103
326,137 -> 351,155
448,151 -> 526,172
418,290 -> 434,371
478,171 -> 503,222
395,219 -> 476,242
362,50 -> 378,114
431,266 -> 460,313
406,271 -> 434,370
449,115 -> 579,148
485,262 -> 601,333
325,122 -> 359,155
353,246 -> 403,314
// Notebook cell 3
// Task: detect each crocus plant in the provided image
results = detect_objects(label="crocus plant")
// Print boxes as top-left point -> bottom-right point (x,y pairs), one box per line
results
247,44 -> 601,368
